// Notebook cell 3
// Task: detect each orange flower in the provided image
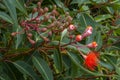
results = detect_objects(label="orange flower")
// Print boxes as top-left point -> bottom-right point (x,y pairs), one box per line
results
84,51 -> 99,71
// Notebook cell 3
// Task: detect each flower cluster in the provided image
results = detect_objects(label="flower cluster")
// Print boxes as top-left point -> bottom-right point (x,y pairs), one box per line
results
10,0 -> 99,71
11,1 -> 73,45
68,25 -> 99,70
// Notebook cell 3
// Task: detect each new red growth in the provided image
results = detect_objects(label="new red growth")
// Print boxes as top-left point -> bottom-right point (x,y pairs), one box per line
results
84,51 -> 99,71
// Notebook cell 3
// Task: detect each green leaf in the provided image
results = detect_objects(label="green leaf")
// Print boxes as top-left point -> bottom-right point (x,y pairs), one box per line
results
70,61 -> 78,78
95,31 -> 102,51
53,49 -> 63,72
95,14 -> 112,22
115,66 -> 120,75
13,61 -> 39,80
0,3 -> 6,10
71,0 -> 89,6
32,56 -> 53,80
15,26 -> 23,49
3,0 -> 18,31
53,0 -> 68,12
99,61 -> 114,70
54,0 -> 63,8
12,0 -> 27,15
0,76 -> 6,80
3,63 -> 17,80
78,13 -> 97,28
0,12 -> 13,24
61,28 -> 68,41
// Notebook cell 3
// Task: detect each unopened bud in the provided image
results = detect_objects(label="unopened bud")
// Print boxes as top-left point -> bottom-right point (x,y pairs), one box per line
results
67,16 -> 73,23
11,32 -> 17,36
38,8 -> 44,15
41,28 -> 47,32
37,2 -> 41,7
32,8 -> 37,13
56,21 -> 61,27
47,23 -> 55,28
44,7 -> 49,13
51,16 -> 56,21
28,37 -> 35,45
87,41 -> 98,48
68,24 -> 76,31
85,26 -> 93,33
52,10 -> 59,16
69,35 -> 74,39
44,15 -> 50,21
27,33 -> 32,38
75,35 -> 82,42
59,26 -> 63,29
43,37 -> 49,42
48,31 -> 52,36
82,26 -> 93,38
65,12 -> 69,16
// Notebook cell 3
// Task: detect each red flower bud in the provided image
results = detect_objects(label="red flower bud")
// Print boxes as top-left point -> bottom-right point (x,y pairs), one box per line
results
75,35 -> 82,42
11,32 -> 19,36
27,37 -> 35,45
44,7 -> 49,12
69,35 -> 74,39
87,41 -> 98,48
43,37 -> 49,42
27,33 -> 32,38
48,31 -> 52,36
41,28 -> 47,32
84,51 -> 99,70
11,32 -> 17,36
69,24 -> 76,31
85,26 -> 93,32
82,26 -> 93,38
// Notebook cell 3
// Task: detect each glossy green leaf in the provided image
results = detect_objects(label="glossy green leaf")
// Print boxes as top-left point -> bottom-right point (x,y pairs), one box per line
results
70,61 -> 78,78
53,49 -> 63,72
0,3 -> 6,10
15,26 -> 23,49
95,14 -> 112,22
78,13 -> 96,28
54,0 -> 64,8
99,61 -> 114,70
0,76 -> 6,80
116,66 -> 120,75
3,0 -> 18,31
3,63 -> 17,80
71,0 -> 89,6
95,31 -> 102,51
53,0 -> 68,12
0,12 -> 13,24
13,61 -> 39,80
32,56 -> 53,80
12,0 -> 27,15
61,28 -> 68,41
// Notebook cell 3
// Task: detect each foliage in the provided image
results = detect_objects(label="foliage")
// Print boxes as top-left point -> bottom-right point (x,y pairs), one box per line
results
0,0 -> 120,80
